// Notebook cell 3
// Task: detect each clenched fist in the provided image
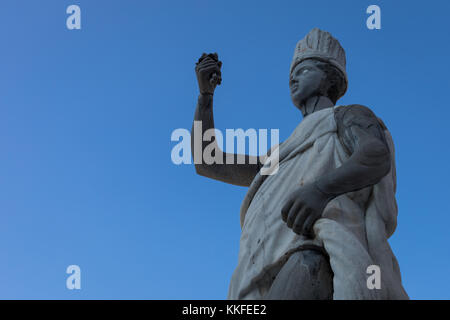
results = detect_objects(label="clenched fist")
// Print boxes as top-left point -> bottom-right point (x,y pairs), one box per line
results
195,52 -> 222,95
281,182 -> 333,237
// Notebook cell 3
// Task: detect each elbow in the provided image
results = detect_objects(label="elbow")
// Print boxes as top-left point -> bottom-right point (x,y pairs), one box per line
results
195,163 -> 206,176
378,156 -> 391,178
195,163 -> 213,179
357,139 -> 392,179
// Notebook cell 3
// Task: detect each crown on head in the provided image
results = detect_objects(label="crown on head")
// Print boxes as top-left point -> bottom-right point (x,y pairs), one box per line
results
291,28 -> 348,98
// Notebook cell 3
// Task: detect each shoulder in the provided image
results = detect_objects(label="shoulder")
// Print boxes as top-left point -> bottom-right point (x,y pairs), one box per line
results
334,104 -> 387,130
334,104 -> 388,154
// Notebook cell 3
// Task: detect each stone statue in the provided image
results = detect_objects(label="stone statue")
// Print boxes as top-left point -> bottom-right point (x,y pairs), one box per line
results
191,28 -> 408,300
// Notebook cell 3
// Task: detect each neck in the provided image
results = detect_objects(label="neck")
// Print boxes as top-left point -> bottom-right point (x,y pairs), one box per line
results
300,96 -> 334,117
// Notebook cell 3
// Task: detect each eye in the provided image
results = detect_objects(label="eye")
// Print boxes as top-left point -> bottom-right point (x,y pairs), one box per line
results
294,67 -> 309,76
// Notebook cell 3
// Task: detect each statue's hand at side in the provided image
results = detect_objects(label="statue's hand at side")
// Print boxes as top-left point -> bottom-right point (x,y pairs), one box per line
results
195,52 -> 222,95
281,182 -> 332,238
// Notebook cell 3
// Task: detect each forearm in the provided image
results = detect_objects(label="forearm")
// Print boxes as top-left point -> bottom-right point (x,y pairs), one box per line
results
191,93 -> 221,162
193,93 -> 214,127
190,94 -> 260,186
315,138 -> 391,199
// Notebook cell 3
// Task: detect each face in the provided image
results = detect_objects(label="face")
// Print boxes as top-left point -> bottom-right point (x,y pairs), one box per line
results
289,59 -> 327,109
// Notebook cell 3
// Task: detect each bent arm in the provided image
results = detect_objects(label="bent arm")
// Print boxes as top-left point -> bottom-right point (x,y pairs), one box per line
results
315,105 -> 391,198
191,93 -> 261,187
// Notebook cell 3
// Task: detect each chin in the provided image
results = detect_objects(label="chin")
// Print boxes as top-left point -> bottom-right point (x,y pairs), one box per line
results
290,97 -> 303,110
291,93 -> 304,107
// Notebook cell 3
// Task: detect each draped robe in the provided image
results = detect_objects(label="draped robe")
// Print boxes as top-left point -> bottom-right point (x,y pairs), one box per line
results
227,107 -> 408,300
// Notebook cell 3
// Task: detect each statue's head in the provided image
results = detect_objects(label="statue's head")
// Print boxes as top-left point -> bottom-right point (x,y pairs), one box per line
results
289,59 -> 346,109
290,28 -> 348,109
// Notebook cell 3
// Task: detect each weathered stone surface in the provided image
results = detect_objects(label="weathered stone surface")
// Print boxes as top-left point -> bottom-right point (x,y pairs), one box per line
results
192,28 -> 409,300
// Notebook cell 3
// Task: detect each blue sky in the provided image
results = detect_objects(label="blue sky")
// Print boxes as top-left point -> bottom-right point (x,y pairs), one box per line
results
0,0 -> 449,299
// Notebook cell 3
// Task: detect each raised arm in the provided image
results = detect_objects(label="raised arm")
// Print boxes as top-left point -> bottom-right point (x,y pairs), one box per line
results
191,53 -> 261,187
281,104 -> 391,236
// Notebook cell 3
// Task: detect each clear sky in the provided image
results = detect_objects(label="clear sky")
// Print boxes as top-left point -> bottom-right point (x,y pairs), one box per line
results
0,0 -> 449,299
